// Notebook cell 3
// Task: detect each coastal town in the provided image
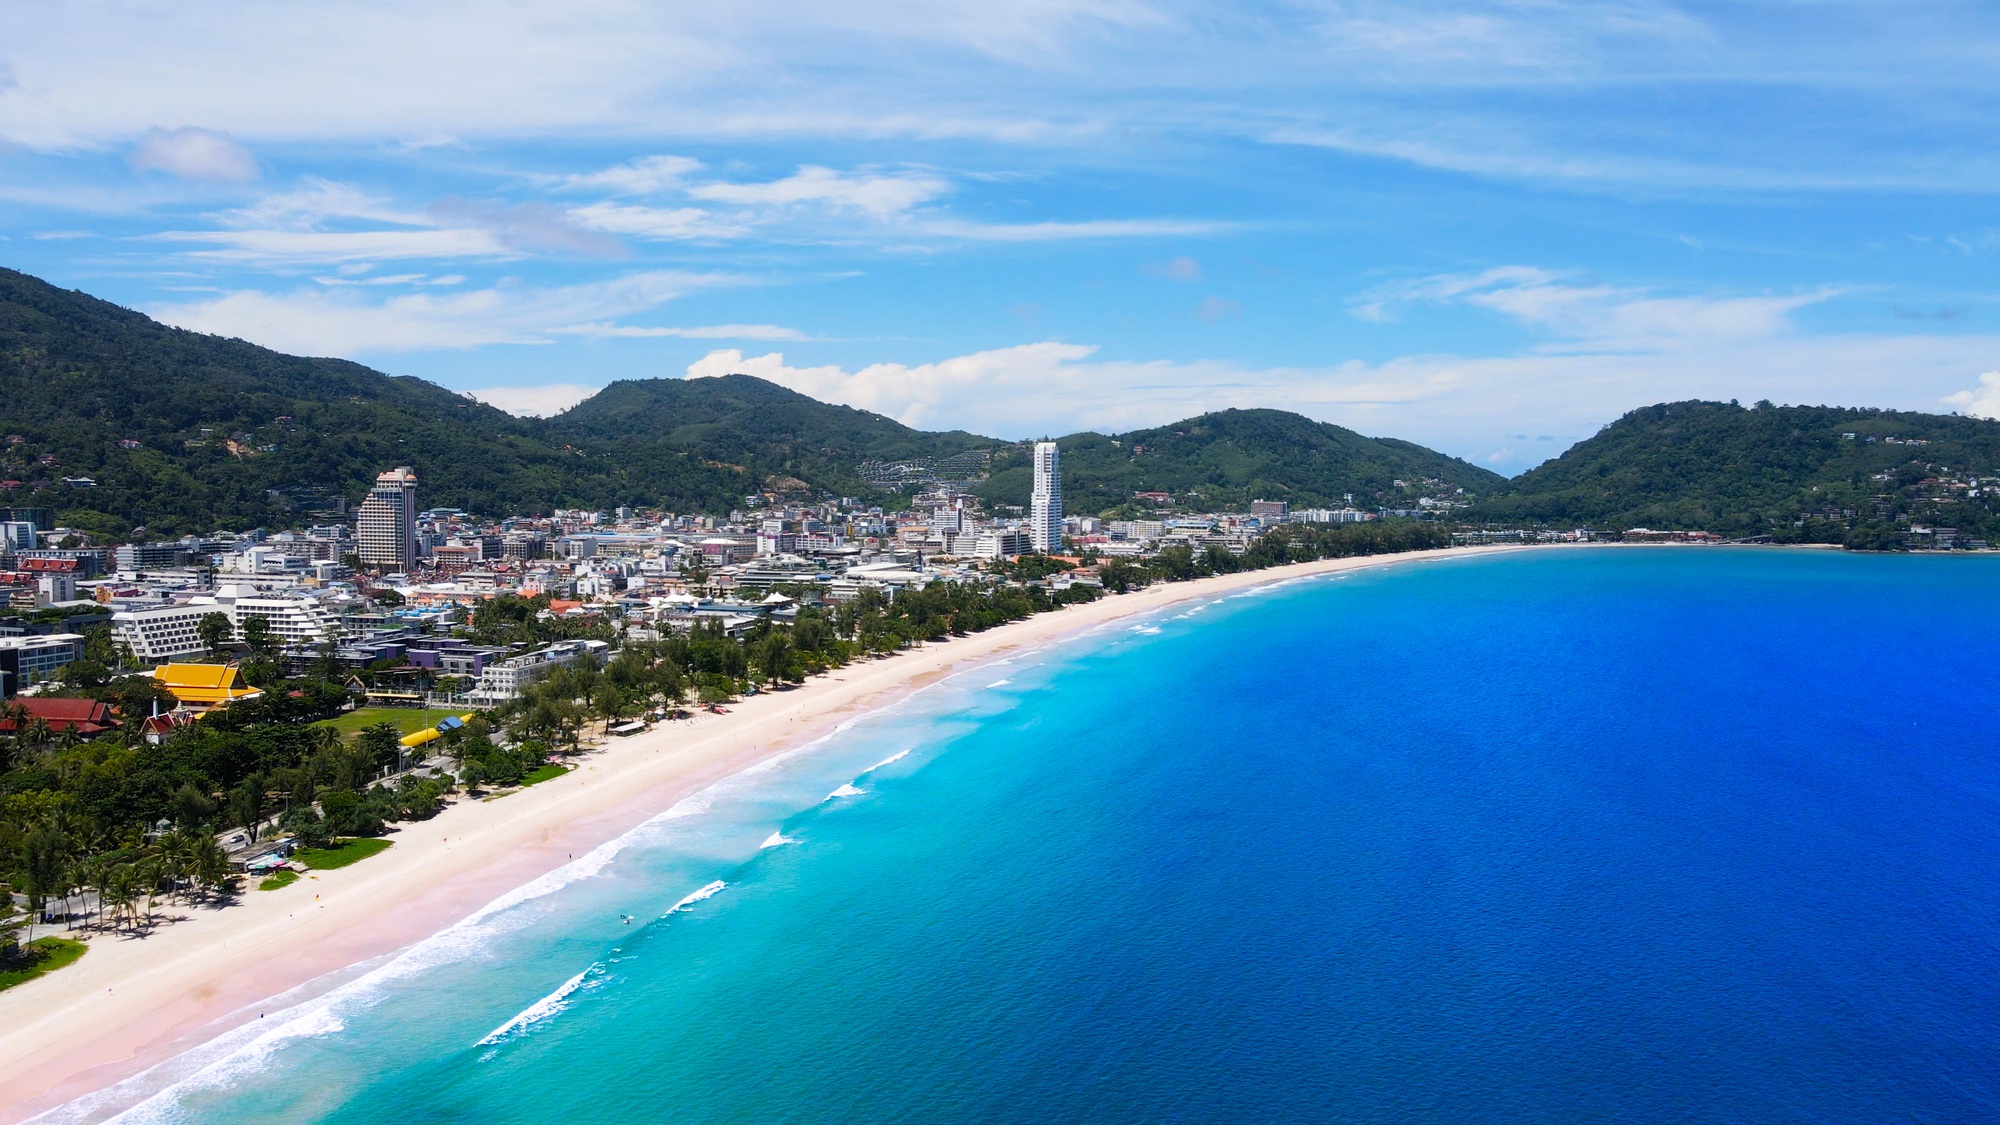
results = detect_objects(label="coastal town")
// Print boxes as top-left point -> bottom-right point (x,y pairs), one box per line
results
0,441 -> 1471,975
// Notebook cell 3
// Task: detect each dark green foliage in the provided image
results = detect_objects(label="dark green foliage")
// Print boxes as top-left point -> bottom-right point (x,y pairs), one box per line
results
0,268 -> 751,534
1473,400 -> 2000,542
0,268 -> 1503,532
544,374 -> 993,498
975,411 -> 1503,515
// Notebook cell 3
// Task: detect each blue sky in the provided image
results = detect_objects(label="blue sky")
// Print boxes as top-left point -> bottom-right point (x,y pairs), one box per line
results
5,1 -> 2000,473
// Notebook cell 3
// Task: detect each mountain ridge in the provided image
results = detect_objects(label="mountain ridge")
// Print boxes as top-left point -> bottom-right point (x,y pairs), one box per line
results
0,267 -> 1503,536
1472,399 -> 2000,544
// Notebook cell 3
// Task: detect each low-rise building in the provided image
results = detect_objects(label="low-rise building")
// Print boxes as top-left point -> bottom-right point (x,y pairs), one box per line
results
153,663 -> 263,713
467,638 -> 610,705
0,632 -> 86,696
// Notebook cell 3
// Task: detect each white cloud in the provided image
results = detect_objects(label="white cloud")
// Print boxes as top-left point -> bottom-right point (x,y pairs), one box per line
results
127,126 -> 258,181
681,327 -> 2000,475
466,383 -> 602,417
312,272 -> 466,287
568,202 -> 745,241
920,218 -> 1239,241
1144,255 -> 1201,281
157,177 -> 628,264
1358,266 -> 1838,350
222,178 -> 419,229
149,270 -> 743,353
155,227 -> 511,265
1944,371 -> 2000,419
555,322 -> 806,340
688,165 -> 950,218
560,155 -> 704,195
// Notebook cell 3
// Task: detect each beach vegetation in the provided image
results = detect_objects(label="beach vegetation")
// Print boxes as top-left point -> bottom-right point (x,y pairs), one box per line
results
258,869 -> 299,891
0,936 -> 88,992
293,838 -> 392,871
520,763 -> 570,787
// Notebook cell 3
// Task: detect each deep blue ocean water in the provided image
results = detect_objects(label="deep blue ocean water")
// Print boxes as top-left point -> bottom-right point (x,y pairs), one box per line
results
66,549 -> 2000,1123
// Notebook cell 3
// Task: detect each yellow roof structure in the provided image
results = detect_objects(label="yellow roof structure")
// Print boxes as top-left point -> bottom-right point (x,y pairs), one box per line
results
154,663 -> 265,709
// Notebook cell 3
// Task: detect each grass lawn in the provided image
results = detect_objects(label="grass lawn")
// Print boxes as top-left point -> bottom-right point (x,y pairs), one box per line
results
520,763 -> 571,787
0,937 -> 88,992
259,869 -> 300,891
315,707 -> 468,741
294,838 -> 394,871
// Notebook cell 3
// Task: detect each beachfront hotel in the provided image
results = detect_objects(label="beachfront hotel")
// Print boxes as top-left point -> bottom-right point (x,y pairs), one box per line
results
1030,441 -> 1062,554
356,466 -> 419,572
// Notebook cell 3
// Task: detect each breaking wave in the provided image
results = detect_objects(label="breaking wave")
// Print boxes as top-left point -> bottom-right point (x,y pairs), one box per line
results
867,749 -> 911,771
477,964 -> 600,1046
667,880 -> 727,914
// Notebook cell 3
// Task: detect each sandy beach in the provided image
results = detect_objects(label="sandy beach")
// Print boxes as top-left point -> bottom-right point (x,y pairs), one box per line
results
0,545 -> 1512,1122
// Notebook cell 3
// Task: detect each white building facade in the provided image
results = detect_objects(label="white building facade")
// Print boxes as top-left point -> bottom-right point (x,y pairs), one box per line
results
467,639 -> 610,705
0,633 -> 86,694
1029,441 -> 1062,554
356,466 -> 418,571
112,585 -> 339,663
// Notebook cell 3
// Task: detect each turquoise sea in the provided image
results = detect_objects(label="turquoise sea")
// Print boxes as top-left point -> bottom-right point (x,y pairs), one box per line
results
55,549 -> 2000,1123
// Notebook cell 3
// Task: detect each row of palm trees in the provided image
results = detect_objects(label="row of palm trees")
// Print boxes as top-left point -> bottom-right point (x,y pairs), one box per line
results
16,814 -> 234,939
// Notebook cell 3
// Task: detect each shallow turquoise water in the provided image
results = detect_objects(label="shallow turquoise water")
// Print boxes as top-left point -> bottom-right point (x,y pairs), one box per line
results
71,549 -> 2000,1123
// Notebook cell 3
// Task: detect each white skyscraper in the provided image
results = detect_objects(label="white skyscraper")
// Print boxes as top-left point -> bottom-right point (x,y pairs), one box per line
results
1029,441 -> 1062,554
356,466 -> 418,572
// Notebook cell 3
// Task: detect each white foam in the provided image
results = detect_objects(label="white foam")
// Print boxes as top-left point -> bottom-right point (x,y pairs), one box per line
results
1130,625 -> 1162,635
53,601 -> 1098,1122
476,964 -> 598,1046
759,832 -> 794,849
866,748 -> 911,771
986,678 -> 1012,688
667,880 -> 727,913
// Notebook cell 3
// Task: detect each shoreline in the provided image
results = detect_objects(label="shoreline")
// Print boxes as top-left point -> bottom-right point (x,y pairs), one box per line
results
0,544 -> 1525,1122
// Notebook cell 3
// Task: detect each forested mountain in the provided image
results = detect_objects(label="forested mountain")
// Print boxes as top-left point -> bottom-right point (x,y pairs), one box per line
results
1473,400 -> 2000,543
0,268 -> 1511,535
975,409 -> 1504,514
543,375 -> 991,498
0,268 -> 751,535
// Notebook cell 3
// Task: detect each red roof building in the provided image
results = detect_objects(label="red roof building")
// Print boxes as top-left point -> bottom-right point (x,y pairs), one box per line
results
0,697 -> 119,736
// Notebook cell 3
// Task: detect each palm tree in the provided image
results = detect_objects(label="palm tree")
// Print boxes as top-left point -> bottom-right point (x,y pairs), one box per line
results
135,855 -> 165,927
20,717 -> 51,757
191,835 -> 230,898
99,865 -> 134,932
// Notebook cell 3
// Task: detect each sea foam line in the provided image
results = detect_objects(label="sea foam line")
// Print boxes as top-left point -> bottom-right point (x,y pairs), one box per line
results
759,832 -> 795,849
477,964 -> 599,1046
866,748 -> 911,771
827,783 -> 865,800
667,880 -> 727,914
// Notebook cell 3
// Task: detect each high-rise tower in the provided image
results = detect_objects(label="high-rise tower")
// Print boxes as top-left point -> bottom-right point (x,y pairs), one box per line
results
356,466 -> 418,572
1029,441 -> 1062,554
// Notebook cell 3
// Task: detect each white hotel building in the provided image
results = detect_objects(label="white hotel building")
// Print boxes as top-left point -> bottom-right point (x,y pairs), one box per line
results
113,583 -> 340,663
1029,440 -> 1063,554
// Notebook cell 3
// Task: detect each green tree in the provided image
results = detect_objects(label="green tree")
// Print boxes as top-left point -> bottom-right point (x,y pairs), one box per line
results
239,614 -> 275,658
169,782 -> 218,829
227,778 -> 264,842
0,882 -> 25,960
197,612 -> 234,659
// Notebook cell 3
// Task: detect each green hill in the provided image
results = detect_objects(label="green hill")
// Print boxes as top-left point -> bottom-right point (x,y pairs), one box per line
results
1474,400 -> 2000,543
0,265 -> 1510,536
0,268 -> 752,535
544,375 -> 992,497
974,409 -> 1504,515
